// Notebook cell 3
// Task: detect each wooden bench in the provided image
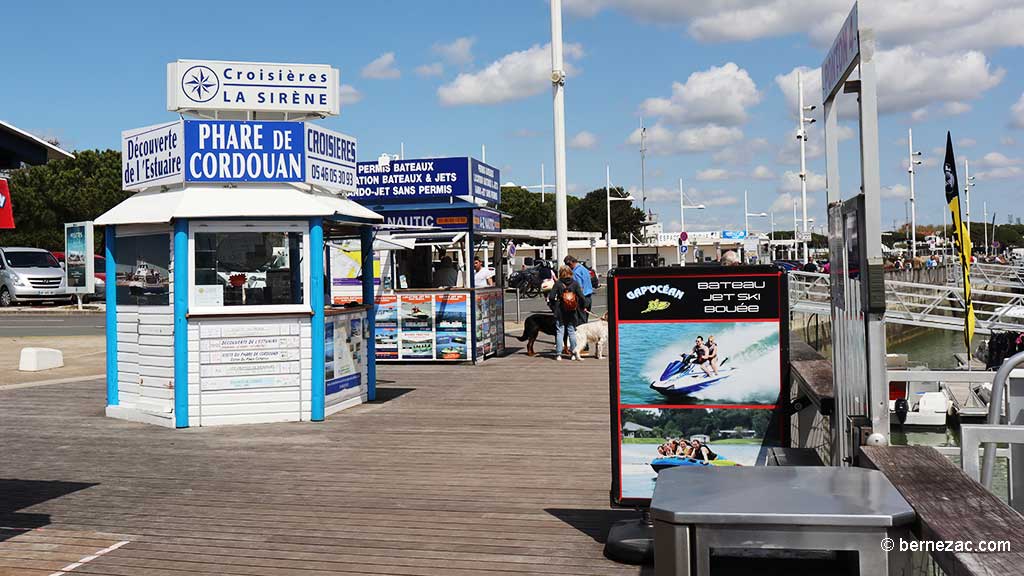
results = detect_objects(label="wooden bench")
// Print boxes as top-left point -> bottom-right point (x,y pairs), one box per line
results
860,445 -> 1024,576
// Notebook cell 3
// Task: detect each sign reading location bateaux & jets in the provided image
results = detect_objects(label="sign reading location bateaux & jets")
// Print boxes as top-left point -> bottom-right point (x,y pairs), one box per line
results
167,60 -> 340,116
353,157 -> 500,206
122,119 -> 356,193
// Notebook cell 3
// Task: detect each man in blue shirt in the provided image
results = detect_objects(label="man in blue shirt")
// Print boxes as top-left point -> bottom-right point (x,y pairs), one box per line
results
565,255 -> 593,312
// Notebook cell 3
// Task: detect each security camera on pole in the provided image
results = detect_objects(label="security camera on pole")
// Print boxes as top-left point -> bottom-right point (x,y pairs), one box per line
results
907,128 -> 922,260
796,71 -> 816,263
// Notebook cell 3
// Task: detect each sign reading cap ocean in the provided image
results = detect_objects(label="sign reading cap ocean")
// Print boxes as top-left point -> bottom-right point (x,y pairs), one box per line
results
618,321 -> 781,405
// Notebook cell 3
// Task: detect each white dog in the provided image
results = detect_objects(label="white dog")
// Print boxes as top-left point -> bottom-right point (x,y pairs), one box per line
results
573,313 -> 608,359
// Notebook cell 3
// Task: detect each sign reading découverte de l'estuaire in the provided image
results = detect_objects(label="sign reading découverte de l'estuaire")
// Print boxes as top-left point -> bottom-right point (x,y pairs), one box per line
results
167,60 -> 340,116
122,119 -> 356,193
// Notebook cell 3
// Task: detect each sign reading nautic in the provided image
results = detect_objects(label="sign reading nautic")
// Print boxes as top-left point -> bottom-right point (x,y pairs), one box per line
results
168,60 -> 340,116
353,157 -> 500,205
122,119 -> 356,193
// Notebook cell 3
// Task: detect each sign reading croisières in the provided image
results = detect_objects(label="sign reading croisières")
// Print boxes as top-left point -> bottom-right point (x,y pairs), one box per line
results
167,60 -> 340,116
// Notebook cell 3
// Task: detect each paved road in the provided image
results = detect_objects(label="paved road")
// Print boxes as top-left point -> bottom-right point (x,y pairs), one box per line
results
0,314 -> 105,337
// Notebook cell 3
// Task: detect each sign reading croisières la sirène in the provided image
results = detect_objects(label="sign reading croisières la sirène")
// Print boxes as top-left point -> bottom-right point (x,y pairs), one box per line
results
121,120 -> 356,193
167,60 -> 339,116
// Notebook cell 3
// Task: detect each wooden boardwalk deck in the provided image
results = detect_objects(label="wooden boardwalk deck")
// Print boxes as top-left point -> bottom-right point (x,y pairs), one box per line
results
0,349 -> 643,575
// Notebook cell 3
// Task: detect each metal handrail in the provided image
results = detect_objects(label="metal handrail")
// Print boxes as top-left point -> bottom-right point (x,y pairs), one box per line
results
980,350 -> 1024,487
789,271 -> 1024,334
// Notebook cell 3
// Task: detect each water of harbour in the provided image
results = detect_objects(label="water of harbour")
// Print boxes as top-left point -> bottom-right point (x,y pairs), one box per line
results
888,329 -> 1010,502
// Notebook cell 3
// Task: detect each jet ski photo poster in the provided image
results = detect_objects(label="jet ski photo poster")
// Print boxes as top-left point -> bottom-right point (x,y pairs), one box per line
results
607,266 -> 790,507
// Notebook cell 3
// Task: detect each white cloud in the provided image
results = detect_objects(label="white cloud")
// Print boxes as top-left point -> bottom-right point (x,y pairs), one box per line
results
958,138 -> 977,148
415,62 -> 444,77
434,37 -> 476,66
712,137 -> 770,165
699,188 -> 741,207
627,123 -> 743,155
1011,93 -> 1024,129
910,107 -> 930,123
339,84 -> 362,105
883,184 -> 910,199
1002,136 -> 1017,146
776,49 -> 1004,118
778,169 -> 826,194
696,168 -> 731,181
751,165 -> 775,180
362,52 -> 401,79
569,130 -> 598,149
770,192 -> 818,214
976,151 -> 1020,168
976,166 -> 1023,179
945,101 -> 972,115
641,63 -> 760,126
438,43 -> 583,106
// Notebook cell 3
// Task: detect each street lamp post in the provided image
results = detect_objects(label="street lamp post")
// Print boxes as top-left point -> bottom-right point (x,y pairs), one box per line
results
965,158 -> 975,253
797,71 -> 817,263
550,0 -> 568,263
743,189 -> 767,261
678,178 -> 705,266
770,212 -> 775,261
907,128 -> 922,260
605,165 -> 634,273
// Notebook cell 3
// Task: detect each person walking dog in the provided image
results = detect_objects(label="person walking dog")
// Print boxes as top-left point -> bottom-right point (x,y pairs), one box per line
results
548,265 -> 587,361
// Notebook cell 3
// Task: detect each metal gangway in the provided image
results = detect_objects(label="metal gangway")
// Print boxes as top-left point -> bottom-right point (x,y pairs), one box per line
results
790,270 -> 1024,334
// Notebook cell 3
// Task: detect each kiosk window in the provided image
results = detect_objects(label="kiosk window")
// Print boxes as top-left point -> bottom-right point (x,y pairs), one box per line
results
194,231 -> 304,306
115,233 -> 170,306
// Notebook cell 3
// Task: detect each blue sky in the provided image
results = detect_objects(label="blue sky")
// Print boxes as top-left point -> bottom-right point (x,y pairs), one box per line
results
4,0 -> 1023,234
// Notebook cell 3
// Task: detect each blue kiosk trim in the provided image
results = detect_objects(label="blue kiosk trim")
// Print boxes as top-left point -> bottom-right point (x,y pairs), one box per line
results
360,225 -> 377,401
310,217 -> 326,421
173,219 -> 189,428
105,227 -> 118,406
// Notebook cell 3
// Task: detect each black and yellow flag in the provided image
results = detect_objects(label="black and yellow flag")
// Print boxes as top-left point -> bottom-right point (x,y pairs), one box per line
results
943,132 -> 975,350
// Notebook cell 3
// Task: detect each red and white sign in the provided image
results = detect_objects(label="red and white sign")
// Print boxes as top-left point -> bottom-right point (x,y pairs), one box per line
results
0,178 -> 14,229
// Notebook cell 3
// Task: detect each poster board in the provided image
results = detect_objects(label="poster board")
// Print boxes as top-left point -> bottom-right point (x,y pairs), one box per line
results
64,221 -> 95,295
607,266 -> 789,507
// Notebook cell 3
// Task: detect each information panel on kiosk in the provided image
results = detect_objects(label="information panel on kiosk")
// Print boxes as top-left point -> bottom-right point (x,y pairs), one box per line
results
352,156 -> 500,207
607,265 -> 789,508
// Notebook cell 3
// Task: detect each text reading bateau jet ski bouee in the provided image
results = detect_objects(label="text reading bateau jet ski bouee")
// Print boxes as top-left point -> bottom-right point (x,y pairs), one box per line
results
698,280 -> 766,314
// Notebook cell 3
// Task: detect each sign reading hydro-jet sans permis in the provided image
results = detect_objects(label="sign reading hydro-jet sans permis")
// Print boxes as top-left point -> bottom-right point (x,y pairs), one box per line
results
122,120 -> 356,193
352,157 -> 500,206
167,60 -> 340,116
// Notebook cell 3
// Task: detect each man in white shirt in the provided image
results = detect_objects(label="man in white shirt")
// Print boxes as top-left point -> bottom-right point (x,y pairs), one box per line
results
473,257 -> 494,287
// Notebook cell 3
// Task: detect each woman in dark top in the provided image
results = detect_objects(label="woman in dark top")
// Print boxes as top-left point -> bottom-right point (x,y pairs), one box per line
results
547,265 -> 587,360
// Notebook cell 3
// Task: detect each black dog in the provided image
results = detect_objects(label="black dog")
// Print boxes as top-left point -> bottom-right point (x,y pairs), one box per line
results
516,313 -> 557,356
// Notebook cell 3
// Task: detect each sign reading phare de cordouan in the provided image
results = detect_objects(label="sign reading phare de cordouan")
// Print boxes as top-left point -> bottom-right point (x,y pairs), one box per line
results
167,60 -> 340,116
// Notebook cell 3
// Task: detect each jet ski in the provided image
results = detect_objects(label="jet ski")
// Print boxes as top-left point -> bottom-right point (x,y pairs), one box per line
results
650,354 -> 733,397
650,456 -> 740,472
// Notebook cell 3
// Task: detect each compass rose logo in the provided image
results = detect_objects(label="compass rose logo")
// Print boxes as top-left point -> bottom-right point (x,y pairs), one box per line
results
181,65 -> 219,103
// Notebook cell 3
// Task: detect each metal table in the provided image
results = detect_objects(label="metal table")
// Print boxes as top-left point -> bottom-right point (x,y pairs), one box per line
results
651,466 -> 915,575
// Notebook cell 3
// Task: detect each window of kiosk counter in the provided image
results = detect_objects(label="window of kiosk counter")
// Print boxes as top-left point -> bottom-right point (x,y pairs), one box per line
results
188,221 -> 310,314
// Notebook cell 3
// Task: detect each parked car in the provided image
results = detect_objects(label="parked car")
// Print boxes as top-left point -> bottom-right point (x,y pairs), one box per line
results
52,252 -> 106,301
0,247 -> 71,306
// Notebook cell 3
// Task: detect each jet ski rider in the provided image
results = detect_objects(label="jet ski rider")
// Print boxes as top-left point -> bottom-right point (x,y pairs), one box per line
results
688,336 -> 713,377
706,335 -> 720,376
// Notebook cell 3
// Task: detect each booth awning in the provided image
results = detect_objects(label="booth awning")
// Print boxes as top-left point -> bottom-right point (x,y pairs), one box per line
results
0,120 -> 75,169
96,184 -> 382,226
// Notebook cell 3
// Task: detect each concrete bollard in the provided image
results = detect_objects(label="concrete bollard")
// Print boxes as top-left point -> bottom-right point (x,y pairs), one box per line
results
19,348 -> 64,372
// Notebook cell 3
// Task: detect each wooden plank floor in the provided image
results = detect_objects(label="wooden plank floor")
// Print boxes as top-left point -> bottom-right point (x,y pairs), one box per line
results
0,347 -> 645,575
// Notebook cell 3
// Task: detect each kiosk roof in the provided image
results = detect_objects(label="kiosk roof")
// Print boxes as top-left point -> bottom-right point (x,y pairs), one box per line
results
96,184 -> 382,225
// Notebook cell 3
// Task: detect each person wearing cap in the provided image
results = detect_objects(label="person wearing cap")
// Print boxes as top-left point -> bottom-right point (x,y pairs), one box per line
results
564,255 -> 593,312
